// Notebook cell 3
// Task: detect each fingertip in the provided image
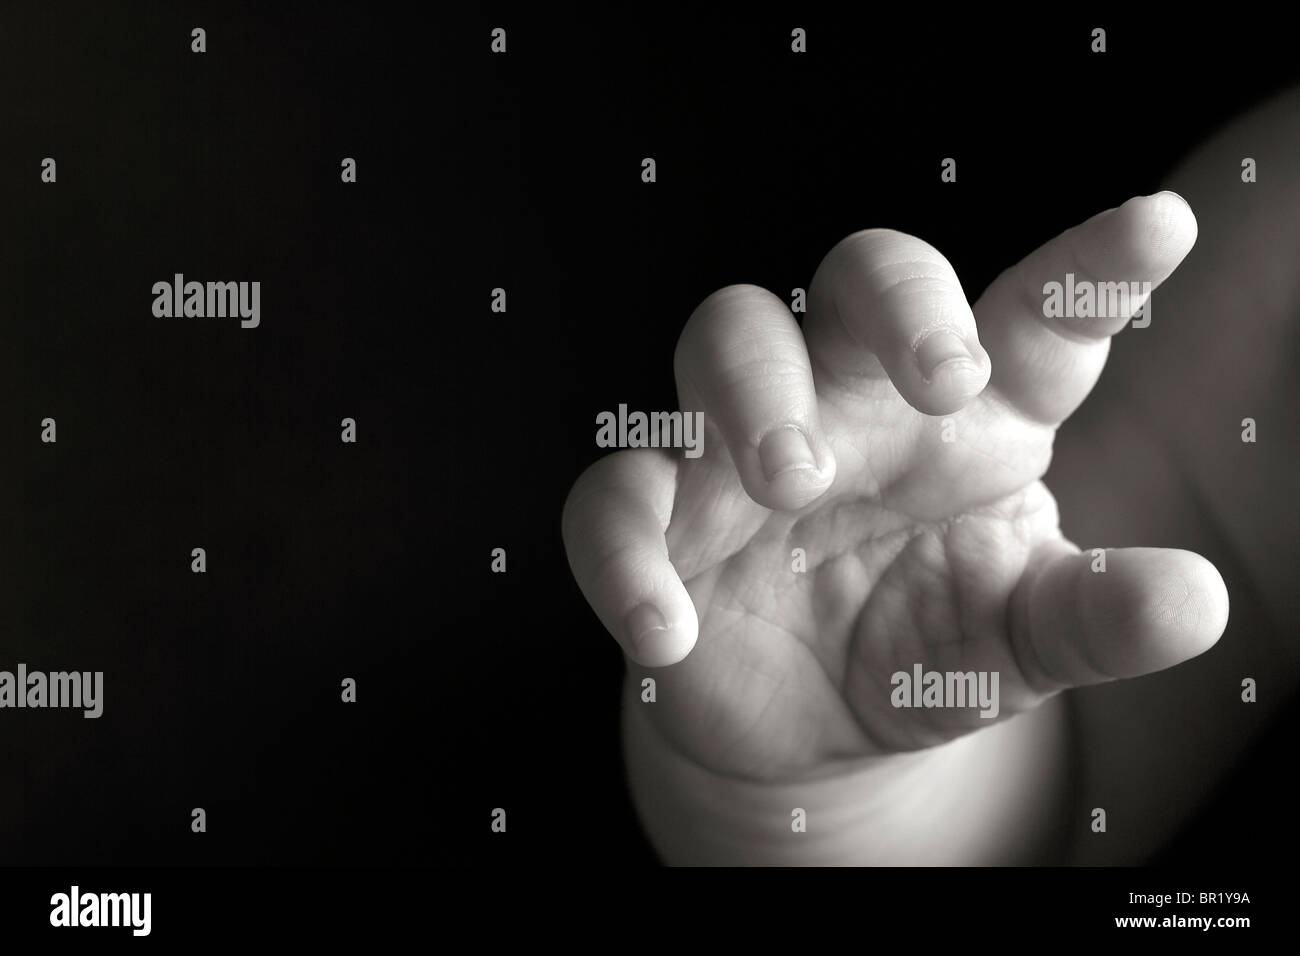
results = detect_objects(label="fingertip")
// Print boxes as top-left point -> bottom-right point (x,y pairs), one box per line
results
1146,548 -> 1230,653
1114,191 -> 1198,267
1086,547 -> 1230,676
747,423 -> 837,511
562,449 -> 702,668
1147,188 -> 1194,220
927,345 -> 991,409
1147,190 -> 1198,256
624,600 -> 698,667
903,333 -> 991,416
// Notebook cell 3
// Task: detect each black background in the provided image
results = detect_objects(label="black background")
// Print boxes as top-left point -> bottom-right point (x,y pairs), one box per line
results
0,3 -> 1295,870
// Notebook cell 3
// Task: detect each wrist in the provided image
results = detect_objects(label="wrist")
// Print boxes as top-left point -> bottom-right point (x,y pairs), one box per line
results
622,675 -> 1073,865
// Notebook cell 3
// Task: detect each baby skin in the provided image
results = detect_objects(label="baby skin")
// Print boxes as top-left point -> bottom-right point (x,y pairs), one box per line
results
563,86 -> 1300,865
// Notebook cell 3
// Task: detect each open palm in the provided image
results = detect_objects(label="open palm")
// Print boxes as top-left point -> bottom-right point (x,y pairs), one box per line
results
564,193 -> 1229,786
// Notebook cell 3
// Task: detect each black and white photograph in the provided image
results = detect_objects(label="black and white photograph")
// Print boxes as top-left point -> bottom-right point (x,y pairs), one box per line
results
0,3 -> 1294,941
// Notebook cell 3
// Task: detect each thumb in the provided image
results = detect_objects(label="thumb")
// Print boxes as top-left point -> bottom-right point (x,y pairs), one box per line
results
1009,540 -> 1230,693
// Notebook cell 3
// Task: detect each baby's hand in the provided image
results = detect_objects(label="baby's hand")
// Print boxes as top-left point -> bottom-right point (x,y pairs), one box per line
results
563,194 -> 1229,862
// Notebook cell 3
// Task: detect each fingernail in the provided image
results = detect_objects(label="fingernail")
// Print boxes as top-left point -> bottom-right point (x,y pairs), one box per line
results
758,425 -> 817,481
915,330 -> 976,381
625,602 -> 669,656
